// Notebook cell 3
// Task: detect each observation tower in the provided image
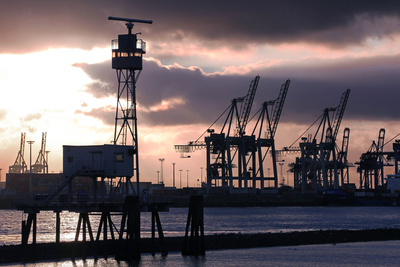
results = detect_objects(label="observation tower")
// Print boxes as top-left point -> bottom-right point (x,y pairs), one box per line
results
109,16 -> 152,195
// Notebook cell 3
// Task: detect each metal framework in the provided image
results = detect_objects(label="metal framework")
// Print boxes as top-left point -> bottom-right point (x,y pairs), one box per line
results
109,16 -> 152,198
248,79 -> 291,190
9,132 -> 28,173
288,89 -> 351,193
337,128 -> 351,185
356,128 -> 391,190
175,77 -> 290,194
32,132 -> 48,173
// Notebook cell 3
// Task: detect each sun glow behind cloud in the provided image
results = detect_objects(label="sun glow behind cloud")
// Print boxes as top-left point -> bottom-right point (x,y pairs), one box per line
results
0,47 -> 113,172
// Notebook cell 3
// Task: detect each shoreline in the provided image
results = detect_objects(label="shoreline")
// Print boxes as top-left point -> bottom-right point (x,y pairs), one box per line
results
1,228 -> 400,263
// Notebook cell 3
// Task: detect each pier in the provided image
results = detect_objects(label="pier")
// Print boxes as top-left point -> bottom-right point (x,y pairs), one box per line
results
18,196 -> 171,259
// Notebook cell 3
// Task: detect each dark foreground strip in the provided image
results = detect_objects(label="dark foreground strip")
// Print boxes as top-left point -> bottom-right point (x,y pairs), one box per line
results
1,228 -> 399,263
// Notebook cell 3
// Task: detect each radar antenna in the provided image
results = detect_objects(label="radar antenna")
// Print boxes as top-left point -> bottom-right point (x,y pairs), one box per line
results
108,16 -> 153,34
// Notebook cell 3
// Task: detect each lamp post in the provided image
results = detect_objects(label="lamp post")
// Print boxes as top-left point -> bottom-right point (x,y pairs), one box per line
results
159,158 -> 165,184
172,163 -> 176,188
186,170 -> 189,188
27,140 -> 35,194
179,170 -> 183,189
200,167 -> 203,184
287,170 -> 290,187
157,171 -> 160,184
279,162 -> 284,186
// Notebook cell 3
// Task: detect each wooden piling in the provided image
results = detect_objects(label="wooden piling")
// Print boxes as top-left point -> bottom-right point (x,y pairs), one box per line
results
21,212 -> 38,245
72,212 -> 95,259
151,209 -> 168,256
182,195 -> 205,256
116,196 -> 141,260
55,211 -> 61,243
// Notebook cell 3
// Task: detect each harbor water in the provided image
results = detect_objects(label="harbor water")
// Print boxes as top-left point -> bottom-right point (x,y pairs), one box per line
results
1,206 -> 400,265
3,241 -> 400,267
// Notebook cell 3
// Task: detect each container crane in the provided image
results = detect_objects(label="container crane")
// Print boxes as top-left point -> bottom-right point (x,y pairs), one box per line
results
248,79 -> 290,190
175,76 -> 262,193
280,89 -> 351,193
356,128 -> 391,190
32,132 -> 48,174
174,75 -> 260,155
9,133 -> 28,173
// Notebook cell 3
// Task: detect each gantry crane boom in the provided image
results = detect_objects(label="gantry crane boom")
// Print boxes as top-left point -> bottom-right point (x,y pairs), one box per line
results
377,128 -> 385,152
332,89 -> 351,141
175,76 -> 260,155
337,128 -> 350,162
237,75 -> 260,136
269,79 -> 290,139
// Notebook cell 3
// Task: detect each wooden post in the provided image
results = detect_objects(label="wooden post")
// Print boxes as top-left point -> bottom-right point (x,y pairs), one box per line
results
55,211 -> 61,243
73,212 -> 95,259
96,211 -> 116,257
116,196 -> 141,261
151,209 -> 168,256
182,195 -> 205,256
21,212 -> 38,245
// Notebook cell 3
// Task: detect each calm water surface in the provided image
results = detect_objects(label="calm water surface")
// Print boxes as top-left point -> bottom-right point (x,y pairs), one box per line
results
1,206 -> 400,245
2,241 -> 400,267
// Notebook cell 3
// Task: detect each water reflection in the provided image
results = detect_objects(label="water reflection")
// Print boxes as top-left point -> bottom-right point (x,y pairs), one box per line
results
2,206 -> 400,246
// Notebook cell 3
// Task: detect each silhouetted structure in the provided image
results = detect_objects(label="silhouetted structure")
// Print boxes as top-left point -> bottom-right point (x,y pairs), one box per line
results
182,195 -> 205,256
175,77 -> 290,194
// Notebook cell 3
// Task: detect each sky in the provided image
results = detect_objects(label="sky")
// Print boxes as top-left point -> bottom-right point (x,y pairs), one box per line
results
0,0 -> 400,187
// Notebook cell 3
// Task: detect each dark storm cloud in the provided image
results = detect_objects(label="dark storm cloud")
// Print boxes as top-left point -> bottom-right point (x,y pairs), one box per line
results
2,0 -> 400,53
76,55 -> 400,127
73,62 -> 115,98
75,107 -> 114,126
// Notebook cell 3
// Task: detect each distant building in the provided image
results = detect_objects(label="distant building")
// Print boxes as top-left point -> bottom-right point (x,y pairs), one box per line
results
6,173 -> 63,195
385,175 -> 400,194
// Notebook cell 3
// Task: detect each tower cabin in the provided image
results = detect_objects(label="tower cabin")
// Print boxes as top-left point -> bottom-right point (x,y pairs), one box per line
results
63,144 -> 134,178
111,32 -> 146,70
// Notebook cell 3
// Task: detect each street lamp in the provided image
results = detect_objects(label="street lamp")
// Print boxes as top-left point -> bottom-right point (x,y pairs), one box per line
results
179,170 -> 183,189
279,162 -> 284,186
27,140 -> 35,194
157,171 -> 160,184
172,163 -> 176,188
186,170 -> 189,188
159,158 -> 165,184
200,167 -> 203,184
287,170 -> 290,187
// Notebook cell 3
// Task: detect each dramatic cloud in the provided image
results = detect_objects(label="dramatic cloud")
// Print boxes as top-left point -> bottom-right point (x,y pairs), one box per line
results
73,62 -> 115,98
75,106 -> 115,126
2,1 -> 400,53
1,0 -> 400,182
76,54 -> 400,128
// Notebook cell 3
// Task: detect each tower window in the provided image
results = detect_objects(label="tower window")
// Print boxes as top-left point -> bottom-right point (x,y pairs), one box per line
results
115,153 -> 124,162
